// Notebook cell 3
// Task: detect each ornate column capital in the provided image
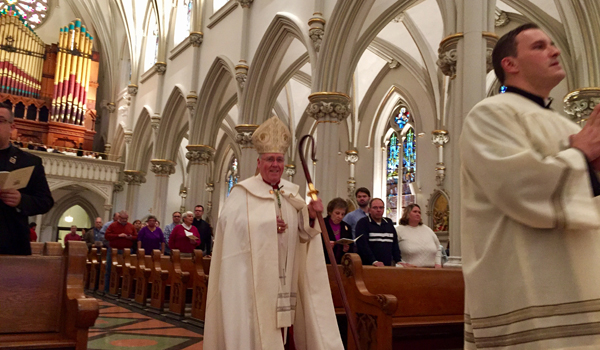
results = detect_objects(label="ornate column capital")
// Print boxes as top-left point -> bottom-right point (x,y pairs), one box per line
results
437,33 -> 463,78
127,84 -> 138,96
234,124 -> 259,148
284,164 -> 296,177
124,130 -> 133,144
106,102 -> 116,113
150,159 -> 176,176
104,143 -> 112,154
151,113 -> 161,131
308,13 -> 325,52
113,182 -> 124,193
307,92 -> 352,122
104,204 -> 113,212
564,88 -> 600,125
155,62 -> 167,75
237,0 -> 253,8
123,170 -> 146,185
495,9 -> 510,27
431,130 -> 450,147
189,31 -> 204,47
186,144 -> 215,164
235,60 -> 249,89
344,150 -> 359,164
187,92 -> 198,114
483,32 -> 499,74
205,183 -> 215,193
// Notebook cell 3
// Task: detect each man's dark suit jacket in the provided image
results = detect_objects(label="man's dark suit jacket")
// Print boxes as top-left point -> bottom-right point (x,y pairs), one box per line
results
192,218 -> 212,255
0,145 -> 54,255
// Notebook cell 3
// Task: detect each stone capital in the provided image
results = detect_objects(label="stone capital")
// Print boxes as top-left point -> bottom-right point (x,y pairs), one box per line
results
104,204 -> 113,211
564,88 -> 600,125
155,62 -> 167,75
308,13 -> 325,52
307,92 -> 351,122
124,130 -> 133,144
150,159 -> 176,176
437,33 -> 462,78
151,113 -> 161,131
189,31 -> 203,47
205,183 -> 215,192
483,32 -> 498,74
284,164 -> 296,177
495,9 -> 510,27
431,130 -> 449,147
186,144 -> 215,164
237,0 -> 253,8
187,92 -> 198,114
345,150 -> 359,164
123,170 -> 146,185
113,182 -> 124,193
234,124 -> 259,148
235,60 -> 249,89
106,102 -> 116,114
127,84 -> 138,96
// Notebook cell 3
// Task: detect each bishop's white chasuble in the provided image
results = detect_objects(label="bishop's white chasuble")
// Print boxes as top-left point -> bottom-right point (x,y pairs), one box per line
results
203,174 -> 344,350
460,92 -> 600,349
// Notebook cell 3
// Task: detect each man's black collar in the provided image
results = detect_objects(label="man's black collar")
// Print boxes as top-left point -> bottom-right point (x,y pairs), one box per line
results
504,86 -> 552,109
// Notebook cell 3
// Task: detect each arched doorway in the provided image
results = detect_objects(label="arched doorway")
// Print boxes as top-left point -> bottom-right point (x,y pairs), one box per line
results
57,205 -> 91,246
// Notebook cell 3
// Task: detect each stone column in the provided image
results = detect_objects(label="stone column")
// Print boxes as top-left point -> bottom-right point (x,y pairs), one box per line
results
564,88 -> 600,126
437,0 -> 496,267
306,92 -> 351,204
344,150 -> 359,203
150,159 -> 176,224
431,130 -> 450,187
185,145 -> 215,210
112,182 -> 124,214
205,182 -> 215,224
123,170 -> 146,218
103,204 -> 113,223
234,124 -> 259,180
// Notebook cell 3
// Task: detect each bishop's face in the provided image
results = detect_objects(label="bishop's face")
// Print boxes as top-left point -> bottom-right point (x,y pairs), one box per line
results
257,153 -> 285,184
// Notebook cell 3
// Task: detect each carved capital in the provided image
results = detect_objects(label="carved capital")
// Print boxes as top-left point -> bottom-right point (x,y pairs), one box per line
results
235,60 -> 249,89
431,130 -> 449,147
234,124 -> 259,148
104,143 -> 112,154
151,113 -> 161,131
495,9 -> 510,27
237,0 -> 253,8
388,59 -> 400,69
347,178 -> 356,199
127,84 -> 138,96
123,130 -> 133,145
435,163 -> 446,187
123,170 -> 146,185
345,150 -> 359,164
205,183 -> 215,192
284,164 -> 296,177
189,31 -> 203,47
186,144 -> 215,164
437,33 -> 462,78
308,13 -> 325,52
106,102 -> 116,113
150,159 -> 176,176
187,92 -> 198,114
307,92 -> 351,122
154,62 -> 167,75
104,204 -> 113,211
483,32 -> 498,74
113,181 -> 124,193
564,88 -> 600,125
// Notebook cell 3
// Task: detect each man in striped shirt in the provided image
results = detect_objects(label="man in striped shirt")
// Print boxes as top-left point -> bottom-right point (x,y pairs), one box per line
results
355,198 -> 402,266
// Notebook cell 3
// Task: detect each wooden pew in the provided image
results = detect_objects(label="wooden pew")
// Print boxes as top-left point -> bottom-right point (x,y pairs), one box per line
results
30,241 -> 44,255
148,250 -> 171,313
120,249 -> 137,301
0,241 -> 99,349
83,249 -> 93,290
165,250 -> 196,318
95,248 -> 108,295
341,253 -> 464,350
87,247 -> 100,292
133,250 -> 153,307
187,251 -> 209,327
107,248 -> 124,298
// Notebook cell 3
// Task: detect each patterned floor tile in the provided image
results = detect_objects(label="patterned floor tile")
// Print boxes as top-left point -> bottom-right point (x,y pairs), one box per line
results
88,333 -> 199,350
118,327 -> 202,337
115,319 -> 177,331
92,317 -> 145,329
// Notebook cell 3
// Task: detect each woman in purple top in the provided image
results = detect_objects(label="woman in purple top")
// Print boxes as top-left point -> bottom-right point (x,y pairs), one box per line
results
137,215 -> 165,255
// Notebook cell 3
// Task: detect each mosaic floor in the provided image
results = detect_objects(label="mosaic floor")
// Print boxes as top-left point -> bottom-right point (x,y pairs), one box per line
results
88,299 -> 203,350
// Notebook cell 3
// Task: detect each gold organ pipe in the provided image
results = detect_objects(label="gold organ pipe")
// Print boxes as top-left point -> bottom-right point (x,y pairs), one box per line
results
59,22 -> 74,122
82,34 -> 93,124
52,27 -> 66,118
6,17 -> 15,94
0,15 -> 7,93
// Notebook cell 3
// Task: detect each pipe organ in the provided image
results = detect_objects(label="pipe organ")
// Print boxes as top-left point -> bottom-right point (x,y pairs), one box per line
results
0,8 -> 100,150
0,7 -> 45,98
51,19 -> 94,125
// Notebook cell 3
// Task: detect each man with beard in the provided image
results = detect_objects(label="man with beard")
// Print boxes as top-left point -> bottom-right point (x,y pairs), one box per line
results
343,187 -> 370,238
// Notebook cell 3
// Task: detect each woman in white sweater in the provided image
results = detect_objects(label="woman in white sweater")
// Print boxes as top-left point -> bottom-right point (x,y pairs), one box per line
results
395,204 -> 442,268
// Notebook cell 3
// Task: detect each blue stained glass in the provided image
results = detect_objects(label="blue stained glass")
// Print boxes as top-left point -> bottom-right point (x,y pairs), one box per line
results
395,107 -> 410,130
402,128 -> 416,185
386,132 -> 400,219
227,158 -> 238,197
186,0 -> 192,32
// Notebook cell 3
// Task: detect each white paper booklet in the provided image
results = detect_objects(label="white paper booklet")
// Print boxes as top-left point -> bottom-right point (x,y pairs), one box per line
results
0,166 -> 34,190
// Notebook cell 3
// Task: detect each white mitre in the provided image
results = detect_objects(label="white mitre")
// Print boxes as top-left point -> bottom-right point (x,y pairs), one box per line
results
251,116 -> 292,154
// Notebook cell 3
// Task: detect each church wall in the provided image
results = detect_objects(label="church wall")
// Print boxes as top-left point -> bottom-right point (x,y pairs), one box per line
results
136,158 -> 157,220
34,4 -> 79,45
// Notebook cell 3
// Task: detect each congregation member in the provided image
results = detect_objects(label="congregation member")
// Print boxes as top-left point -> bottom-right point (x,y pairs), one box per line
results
192,205 -> 212,256
92,216 -> 107,248
63,225 -> 82,243
163,211 -> 182,255
29,222 -> 37,242
0,102 -> 54,255
343,187 -> 370,238
355,198 -> 403,267
82,227 -> 95,251
104,211 -> 136,292
132,219 -> 143,232
168,211 -> 200,253
460,23 -> 600,348
204,116 -> 343,350
322,197 -> 353,264
137,215 -> 165,255
395,204 -> 441,268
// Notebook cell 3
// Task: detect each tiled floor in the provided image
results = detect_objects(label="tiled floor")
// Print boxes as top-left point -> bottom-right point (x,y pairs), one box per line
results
88,299 -> 203,350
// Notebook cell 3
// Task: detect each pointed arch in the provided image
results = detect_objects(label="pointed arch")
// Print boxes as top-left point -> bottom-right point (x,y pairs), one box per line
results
155,86 -> 189,161
241,13 -> 317,125
191,55 -> 238,145
127,107 -> 153,170
111,123 -> 126,162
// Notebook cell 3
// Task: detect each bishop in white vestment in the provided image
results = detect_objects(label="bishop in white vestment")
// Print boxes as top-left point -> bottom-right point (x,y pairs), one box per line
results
203,116 -> 344,350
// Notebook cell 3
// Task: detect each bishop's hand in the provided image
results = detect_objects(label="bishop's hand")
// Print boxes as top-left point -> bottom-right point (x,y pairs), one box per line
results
307,198 -> 323,219
276,216 -> 287,234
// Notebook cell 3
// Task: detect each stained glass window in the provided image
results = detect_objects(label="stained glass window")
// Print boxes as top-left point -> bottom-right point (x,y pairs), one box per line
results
0,0 -> 48,29
174,0 -> 192,45
226,157 -> 238,197
386,132 -> 400,220
144,10 -> 158,71
395,107 -> 410,130
401,127 -> 416,209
